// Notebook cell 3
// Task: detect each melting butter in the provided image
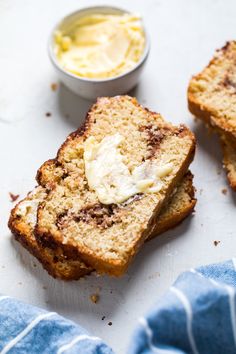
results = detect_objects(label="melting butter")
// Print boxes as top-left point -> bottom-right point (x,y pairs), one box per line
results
54,13 -> 145,79
84,134 -> 173,205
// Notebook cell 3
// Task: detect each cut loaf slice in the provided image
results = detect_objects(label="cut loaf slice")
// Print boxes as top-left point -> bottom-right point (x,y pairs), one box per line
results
8,187 -> 92,280
9,172 -> 196,279
188,41 -> 236,143
148,171 -> 196,239
35,96 -> 195,276
220,135 -> 236,191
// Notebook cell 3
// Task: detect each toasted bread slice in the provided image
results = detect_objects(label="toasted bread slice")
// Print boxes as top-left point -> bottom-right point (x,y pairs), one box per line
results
188,41 -> 236,143
220,135 -> 236,191
35,96 -> 195,276
8,172 -> 196,279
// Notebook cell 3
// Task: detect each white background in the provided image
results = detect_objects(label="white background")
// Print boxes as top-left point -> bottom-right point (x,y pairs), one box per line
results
0,1 -> 235,353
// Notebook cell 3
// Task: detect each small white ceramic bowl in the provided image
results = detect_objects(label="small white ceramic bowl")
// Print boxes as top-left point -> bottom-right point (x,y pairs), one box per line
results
48,6 -> 150,100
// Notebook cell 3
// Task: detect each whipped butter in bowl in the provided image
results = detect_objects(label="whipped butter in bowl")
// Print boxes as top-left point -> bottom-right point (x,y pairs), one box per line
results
48,6 -> 150,99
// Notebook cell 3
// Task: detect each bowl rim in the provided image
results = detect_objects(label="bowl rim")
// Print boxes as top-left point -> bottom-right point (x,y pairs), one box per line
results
48,5 -> 150,83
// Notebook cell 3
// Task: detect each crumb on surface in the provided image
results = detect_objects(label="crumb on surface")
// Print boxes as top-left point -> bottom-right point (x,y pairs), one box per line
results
102,316 -> 106,321
214,240 -> 221,246
221,188 -> 227,195
90,294 -> 99,304
9,192 -> 19,202
51,83 -> 58,91
148,272 -> 160,280
108,321 -> 112,326
33,263 -> 37,268
43,286 -> 47,290
45,112 -> 52,117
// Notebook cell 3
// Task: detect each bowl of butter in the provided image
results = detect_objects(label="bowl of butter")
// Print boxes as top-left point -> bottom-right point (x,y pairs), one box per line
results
49,6 -> 150,100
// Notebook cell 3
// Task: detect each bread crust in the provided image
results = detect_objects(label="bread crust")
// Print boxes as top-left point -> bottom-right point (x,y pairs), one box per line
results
34,96 -> 195,276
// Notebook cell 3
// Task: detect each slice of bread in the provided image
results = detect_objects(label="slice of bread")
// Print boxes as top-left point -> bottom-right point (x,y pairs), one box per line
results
188,41 -> 236,143
148,171 -> 196,239
220,135 -> 236,191
8,187 -> 92,280
8,172 -> 196,279
35,96 -> 195,276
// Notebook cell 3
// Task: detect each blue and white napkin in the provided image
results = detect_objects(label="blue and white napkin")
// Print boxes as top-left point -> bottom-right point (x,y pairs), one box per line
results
129,259 -> 236,354
0,296 -> 113,353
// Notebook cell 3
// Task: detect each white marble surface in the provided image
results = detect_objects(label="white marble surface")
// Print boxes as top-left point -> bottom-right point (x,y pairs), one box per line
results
0,0 -> 236,353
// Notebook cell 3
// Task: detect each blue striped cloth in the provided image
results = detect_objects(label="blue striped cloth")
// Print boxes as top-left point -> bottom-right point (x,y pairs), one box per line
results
1,259 -> 236,353
129,259 -> 236,354
0,296 -> 113,354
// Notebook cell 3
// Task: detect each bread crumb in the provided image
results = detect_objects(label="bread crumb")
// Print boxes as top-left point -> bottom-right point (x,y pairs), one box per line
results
45,112 -> 52,117
214,240 -> 220,246
108,321 -> 112,326
221,188 -> 227,195
90,294 -> 99,304
148,272 -> 160,280
33,263 -> 37,268
102,316 -> 106,321
51,83 -> 58,91
43,286 -> 47,290
9,192 -> 19,202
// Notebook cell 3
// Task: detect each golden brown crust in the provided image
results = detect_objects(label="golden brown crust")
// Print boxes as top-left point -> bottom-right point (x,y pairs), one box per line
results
35,96 -> 196,276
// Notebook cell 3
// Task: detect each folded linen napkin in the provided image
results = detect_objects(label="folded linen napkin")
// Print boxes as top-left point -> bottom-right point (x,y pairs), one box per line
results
129,259 -> 236,354
1,259 -> 236,354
